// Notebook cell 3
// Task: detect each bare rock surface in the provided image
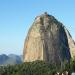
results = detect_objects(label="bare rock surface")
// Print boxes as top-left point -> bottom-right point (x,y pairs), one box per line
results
23,12 -> 75,65
64,27 -> 75,58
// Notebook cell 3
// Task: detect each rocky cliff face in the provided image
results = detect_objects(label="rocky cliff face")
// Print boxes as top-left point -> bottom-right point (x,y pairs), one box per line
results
23,12 -> 75,65
64,28 -> 75,58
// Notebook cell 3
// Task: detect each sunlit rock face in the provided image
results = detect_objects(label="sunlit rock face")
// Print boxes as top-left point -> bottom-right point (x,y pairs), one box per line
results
23,12 -> 75,65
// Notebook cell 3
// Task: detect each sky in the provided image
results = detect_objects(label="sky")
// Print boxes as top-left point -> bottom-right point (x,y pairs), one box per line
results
0,0 -> 75,55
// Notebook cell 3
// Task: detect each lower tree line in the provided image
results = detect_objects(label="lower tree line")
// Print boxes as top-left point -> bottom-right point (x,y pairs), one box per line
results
0,59 -> 75,75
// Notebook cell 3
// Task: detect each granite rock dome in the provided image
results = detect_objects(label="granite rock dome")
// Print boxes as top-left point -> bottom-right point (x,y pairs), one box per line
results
23,12 -> 75,66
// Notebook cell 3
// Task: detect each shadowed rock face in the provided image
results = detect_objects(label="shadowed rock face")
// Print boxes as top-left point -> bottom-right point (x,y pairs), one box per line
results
64,28 -> 75,59
23,12 -> 75,65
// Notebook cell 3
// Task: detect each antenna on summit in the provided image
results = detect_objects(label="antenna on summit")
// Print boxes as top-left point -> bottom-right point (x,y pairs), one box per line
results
44,12 -> 48,15
44,12 -> 49,16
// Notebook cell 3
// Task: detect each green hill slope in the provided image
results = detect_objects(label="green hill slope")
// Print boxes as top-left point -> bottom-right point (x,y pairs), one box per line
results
0,60 -> 75,75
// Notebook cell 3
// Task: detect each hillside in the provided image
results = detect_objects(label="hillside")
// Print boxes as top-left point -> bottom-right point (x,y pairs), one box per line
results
0,60 -> 75,75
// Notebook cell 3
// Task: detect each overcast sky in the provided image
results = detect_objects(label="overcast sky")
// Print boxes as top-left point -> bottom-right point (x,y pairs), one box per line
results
0,0 -> 75,55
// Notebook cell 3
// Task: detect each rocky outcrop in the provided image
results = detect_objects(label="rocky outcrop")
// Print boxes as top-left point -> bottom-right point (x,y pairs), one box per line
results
23,12 -> 75,65
64,28 -> 75,58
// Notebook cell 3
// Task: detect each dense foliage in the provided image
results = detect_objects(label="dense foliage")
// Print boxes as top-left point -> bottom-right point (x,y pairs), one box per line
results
0,60 -> 75,75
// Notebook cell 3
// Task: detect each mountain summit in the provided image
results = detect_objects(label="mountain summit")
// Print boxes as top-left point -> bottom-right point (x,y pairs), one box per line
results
23,12 -> 75,66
